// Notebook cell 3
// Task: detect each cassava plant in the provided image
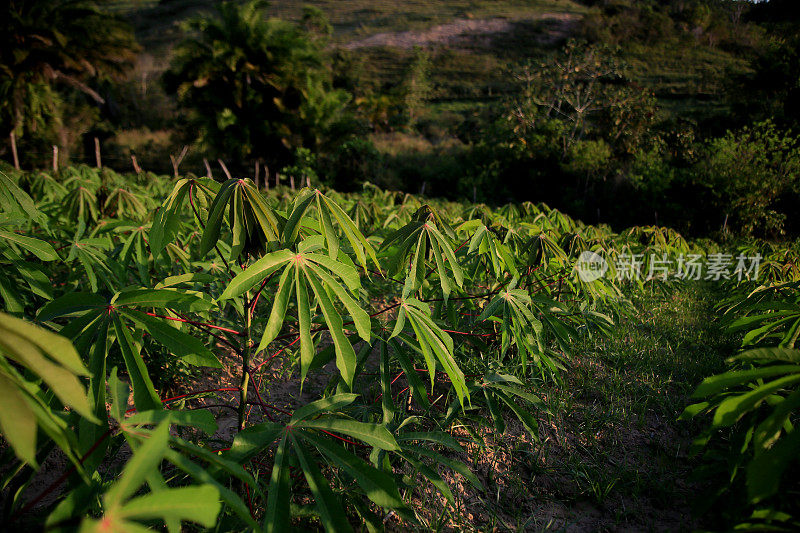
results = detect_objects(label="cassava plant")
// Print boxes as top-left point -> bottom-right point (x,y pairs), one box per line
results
0,164 -> 692,530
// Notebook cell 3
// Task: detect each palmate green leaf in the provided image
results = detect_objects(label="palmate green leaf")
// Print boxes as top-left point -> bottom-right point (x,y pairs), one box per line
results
260,265 -> 294,353
753,389 -> 800,451
468,223 -> 519,277
62,185 -> 99,223
80,421 -> 222,532
217,249 -> 295,300
747,427 -> 800,503
0,271 -> 24,313
79,314 -> 112,473
303,266 -> 359,387
712,373 -> 800,428
479,286 -> 555,376
14,259 -> 54,300
0,170 -> 48,227
117,486 -> 221,526
302,431 -> 408,510
296,266 -> 315,382
284,189 -> 381,271
116,226 -> 151,285
123,409 -> 218,436
1,325 -> 95,418
731,347 -> 800,364
382,214 -> 463,299
199,178 -> 238,257
155,272 -> 216,289
0,312 -> 95,419
113,288 -> 213,312
290,393 -> 359,422
122,309 -> 221,368
226,421 -> 284,463
392,299 -> 468,406
111,313 -> 162,411
316,190 -> 381,271
41,295 -> 102,328
0,370 -> 37,465
0,357 -> 88,471
679,401 -> 711,421
149,178 -> 202,256
692,365 -> 800,398
265,433 -> 292,533
109,367 -> 130,422
295,417 -> 400,451
163,448 -> 259,530
282,189 -> 317,245
200,178 -> 281,260
292,434 -> 354,533
105,421 -> 171,506
2,310 -> 89,375
224,250 -> 370,387
0,229 -> 58,261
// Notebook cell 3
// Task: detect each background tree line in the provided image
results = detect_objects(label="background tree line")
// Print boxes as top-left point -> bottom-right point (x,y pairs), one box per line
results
2,0 -> 800,239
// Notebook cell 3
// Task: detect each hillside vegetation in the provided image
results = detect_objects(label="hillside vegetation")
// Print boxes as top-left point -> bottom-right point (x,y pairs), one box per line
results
6,0 -> 798,237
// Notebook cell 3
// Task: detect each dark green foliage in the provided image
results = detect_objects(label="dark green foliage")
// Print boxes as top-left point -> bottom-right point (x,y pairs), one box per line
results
164,0 -> 349,167
684,264 -> 800,529
0,163 -> 718,530
0,1 -> 138,165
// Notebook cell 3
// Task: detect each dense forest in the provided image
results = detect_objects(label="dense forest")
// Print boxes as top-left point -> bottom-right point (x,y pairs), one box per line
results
3,1 -> 800,532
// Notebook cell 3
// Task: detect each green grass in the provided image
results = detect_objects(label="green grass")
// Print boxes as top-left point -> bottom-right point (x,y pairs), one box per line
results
438,281 -> 738,530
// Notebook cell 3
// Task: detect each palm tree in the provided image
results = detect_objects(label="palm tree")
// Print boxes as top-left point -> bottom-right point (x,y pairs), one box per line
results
165,0 -> 348,169
1,1 -> 139,163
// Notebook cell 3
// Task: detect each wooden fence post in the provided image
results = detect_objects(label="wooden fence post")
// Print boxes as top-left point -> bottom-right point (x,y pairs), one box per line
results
218,159 -> 232,180
94,137 -> 102,168
10,132 -> 20,170
203,158 -> 213,178
264,165 -> 269,191
290,175 -> 295,190
254,161 -> 260,188
170,145 -> 188,178
52,145 -> 59,173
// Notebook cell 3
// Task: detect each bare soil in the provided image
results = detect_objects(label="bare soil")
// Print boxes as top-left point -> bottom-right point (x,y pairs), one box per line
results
342,14 -> 580,50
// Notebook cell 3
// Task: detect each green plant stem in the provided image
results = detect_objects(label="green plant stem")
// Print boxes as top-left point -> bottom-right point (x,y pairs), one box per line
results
238,292 -> 252,431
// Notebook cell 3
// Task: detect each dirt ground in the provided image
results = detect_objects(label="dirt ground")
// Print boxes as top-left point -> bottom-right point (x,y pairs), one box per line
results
343,14 -> 580,50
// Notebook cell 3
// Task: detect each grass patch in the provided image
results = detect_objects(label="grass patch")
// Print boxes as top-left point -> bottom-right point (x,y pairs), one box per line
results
434,282 -> 738,530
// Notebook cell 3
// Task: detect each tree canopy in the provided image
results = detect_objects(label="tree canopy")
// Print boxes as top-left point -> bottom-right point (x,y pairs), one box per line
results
164,0 -> 349,167
0,0 -> 138,138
